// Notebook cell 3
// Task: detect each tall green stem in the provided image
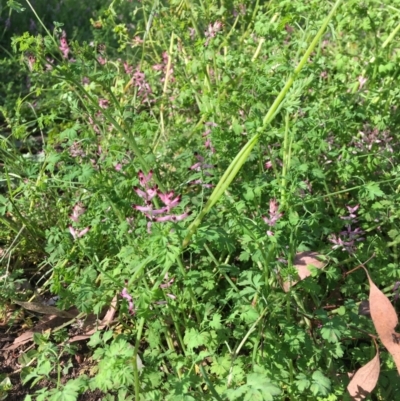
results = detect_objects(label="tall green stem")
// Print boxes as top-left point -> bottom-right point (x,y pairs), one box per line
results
182,0 -> 343,247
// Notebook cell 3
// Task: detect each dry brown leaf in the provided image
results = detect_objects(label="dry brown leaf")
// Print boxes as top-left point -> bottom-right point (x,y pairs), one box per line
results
283,251 -> 326,292
367,273 -> 400,374
69,295 -> 117,343
347,349 -> 380,400
13,301 -> 75,318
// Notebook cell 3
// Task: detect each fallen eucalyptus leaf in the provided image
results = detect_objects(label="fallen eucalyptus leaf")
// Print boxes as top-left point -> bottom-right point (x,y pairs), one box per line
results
367,272 -> 400,374
347,348 -> 380,400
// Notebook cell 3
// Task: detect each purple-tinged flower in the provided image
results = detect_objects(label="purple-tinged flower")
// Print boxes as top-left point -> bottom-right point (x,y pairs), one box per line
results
189,27 -> 196,40
27,54 -> 36,72
69,142 -> 86,158
145,207 -> 170,217
132,69 -> 145,85
138,170 -> 153,187
45,57 -> 54,71
70,203 -> 86,223
188,152 -> 215,187
132,170 -> 189,227
152,64 -> 164,71
160,275 -> 174,289
158,191 -> 181,210
189,179 -> 214,188
134,204 -> 155,213
99,99 -> 109,109
133,36 -> 144,46
205,138 -> 215,153
59,31 -> 70,59
115,163 -> 123,172
341,204 -> 359,221
204,21 -> 223,46
134,186 -> 158,201
263,199 -> 283,227
121,282 -> 135,314
98,56 -> 107,65
265,161 -> 273,169
329,223 -> 364,254
358,76 -> 367,90
124,62 -> 133,74
351,125 -> 393,154
69,226 -> 90,239
340,225 -> 364,241
88,116 -> 100,134
154,211 -> 190,222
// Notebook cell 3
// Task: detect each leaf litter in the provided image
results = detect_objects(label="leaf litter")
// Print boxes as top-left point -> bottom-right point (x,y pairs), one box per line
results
365,269 -> 400,374
347,341 -> 380,400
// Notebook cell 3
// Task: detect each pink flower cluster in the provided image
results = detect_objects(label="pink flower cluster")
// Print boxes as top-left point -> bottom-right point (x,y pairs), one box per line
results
133,170 -> 189,232
351,124 -> 393,154
329,205 -> 364,253
262,199 -> 283,236
204,21 -> 223,46
68,203 -> 90,240
121,281 -> 135,315
59,31 -> 70,59
153,51 -> 174,83
188,152 -> 214,188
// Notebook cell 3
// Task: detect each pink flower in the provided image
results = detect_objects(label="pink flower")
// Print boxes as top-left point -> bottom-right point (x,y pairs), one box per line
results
132,170 -> 190,227
262,199 -> 283,227
358,76 -> 367,90
204,21 -> 223,46
158,191 -> 181,210
134,186 -> 158,201
160,275 -> 174,289
133,36 -> 143,45
138,170 -> 153,187
99,99 -> 109,109
341,204 -> 359,220
265,161 -> 273,169
70,203 -> 86,223
154,211 -> 190,222
123,62 -> 133,74
69,226 -> 90,239
121,282 -> 135,314
59,31 -> 70,59
189,27 -> 196,40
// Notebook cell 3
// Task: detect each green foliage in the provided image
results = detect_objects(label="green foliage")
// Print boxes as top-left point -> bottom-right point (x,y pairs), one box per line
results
1,0 -> 400,400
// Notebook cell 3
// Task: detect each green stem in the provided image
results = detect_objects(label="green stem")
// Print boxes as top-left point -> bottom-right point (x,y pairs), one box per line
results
182,0 -> 343,247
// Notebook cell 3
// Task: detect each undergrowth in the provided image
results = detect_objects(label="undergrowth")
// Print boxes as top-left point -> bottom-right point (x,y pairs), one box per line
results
1,0 -> 400,400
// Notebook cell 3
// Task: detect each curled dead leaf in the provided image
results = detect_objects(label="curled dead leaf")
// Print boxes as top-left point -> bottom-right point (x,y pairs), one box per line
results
283,251 -> 326,292
347,348 -> 380,400
69,295 -> 117,343
367,271 -> 400,374
13,301 -> 75,318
